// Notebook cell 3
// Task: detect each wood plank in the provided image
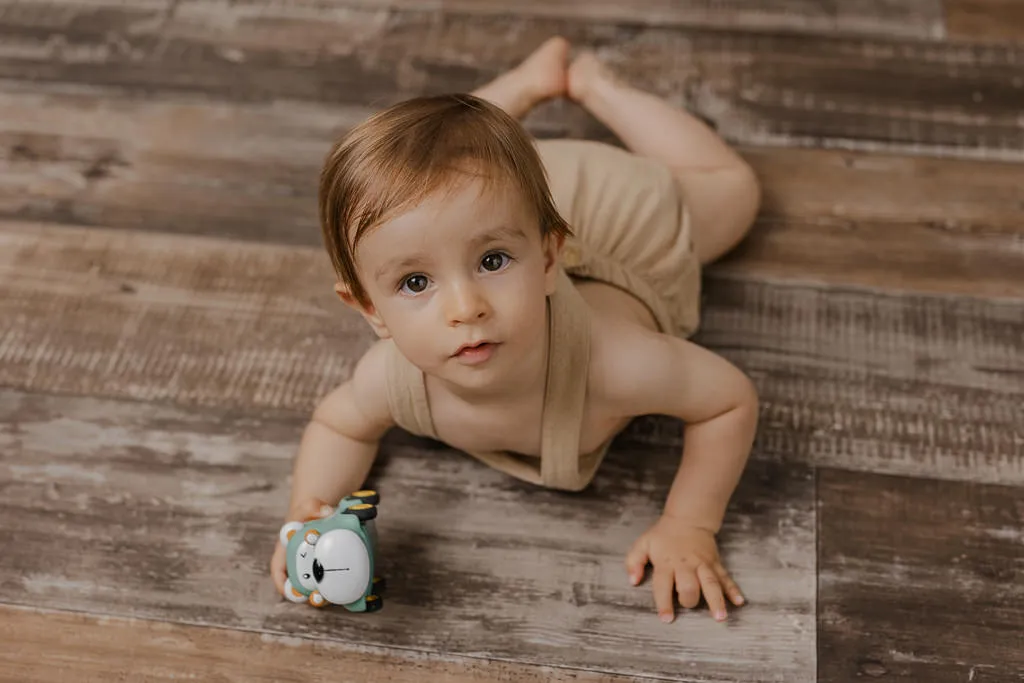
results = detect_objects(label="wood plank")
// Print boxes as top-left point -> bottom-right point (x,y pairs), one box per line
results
0,388 -> 817,682
716,147 -> 1024,299
947,0 -> 1024,43
0,3 -> 1022,157
2,89 -> 1022,299
0,606 -> 643,683
1,221 -> 1021,486
209,0 -> 947,40
817,469 -> 1024,681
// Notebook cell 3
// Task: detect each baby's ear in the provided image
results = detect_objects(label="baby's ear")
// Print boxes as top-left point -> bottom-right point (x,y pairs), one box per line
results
542,233 -> 565,296
334,283 -> 391,339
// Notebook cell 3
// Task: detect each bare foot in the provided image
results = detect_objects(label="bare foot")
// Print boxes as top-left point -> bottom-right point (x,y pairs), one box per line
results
515,36 -> 571,107
567,51 -> 618,104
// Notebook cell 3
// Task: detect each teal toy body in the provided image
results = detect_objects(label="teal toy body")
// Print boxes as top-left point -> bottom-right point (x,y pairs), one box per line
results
279,490 -> 384,612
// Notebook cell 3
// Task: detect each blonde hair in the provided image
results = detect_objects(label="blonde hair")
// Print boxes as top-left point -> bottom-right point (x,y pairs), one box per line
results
319,94 -> 572,306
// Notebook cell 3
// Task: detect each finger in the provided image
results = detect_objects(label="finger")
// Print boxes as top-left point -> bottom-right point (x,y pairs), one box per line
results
270,546 -> 287,596
715,562 -> 745,606
651,564 -> 676,623
697,564 -> 727,621
292,498 -> 334,522
674,566 -> 702,609
624,539 -> 650,586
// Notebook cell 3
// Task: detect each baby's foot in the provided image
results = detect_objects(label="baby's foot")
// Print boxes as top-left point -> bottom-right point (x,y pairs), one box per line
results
515,35 -> 570,106
567,51 -> 618,104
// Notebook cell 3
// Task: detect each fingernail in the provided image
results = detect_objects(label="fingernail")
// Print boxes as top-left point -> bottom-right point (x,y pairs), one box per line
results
735,595 -> 746,605
630,573 -> 640,585
715,611 -> 727,621
319,505 -> 333,517
660,613 -> 674,624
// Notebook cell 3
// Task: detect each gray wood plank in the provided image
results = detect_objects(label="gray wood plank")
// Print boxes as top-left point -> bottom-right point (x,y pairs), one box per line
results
817,469 -> 1024,681
0,3 -> 1021,157
0,605 -> 643,682
2,89 -> 1022,299
1,221 -> 1021,485
0,388 -> 817,682
227,0 -> 946,40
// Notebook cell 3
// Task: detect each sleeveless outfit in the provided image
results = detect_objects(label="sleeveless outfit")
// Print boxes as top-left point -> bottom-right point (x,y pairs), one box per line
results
383,140 -> 702,491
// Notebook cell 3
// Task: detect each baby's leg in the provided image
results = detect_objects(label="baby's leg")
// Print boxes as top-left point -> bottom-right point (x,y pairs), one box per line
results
471,37 -> 569,120
568,54 -> 760,265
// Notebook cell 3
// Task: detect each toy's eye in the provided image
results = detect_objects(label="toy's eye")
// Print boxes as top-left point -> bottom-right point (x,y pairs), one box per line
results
294,540 -> 318,591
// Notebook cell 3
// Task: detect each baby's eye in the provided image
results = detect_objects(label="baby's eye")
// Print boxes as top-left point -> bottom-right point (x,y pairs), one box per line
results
400,274 -> 430,294
480,252 -> 510,272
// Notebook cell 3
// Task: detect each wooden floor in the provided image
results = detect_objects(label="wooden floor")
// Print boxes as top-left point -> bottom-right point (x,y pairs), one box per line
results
1,2 -> 1022,681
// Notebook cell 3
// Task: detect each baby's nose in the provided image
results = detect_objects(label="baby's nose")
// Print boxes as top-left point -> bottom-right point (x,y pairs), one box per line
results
446,282 -> 491,325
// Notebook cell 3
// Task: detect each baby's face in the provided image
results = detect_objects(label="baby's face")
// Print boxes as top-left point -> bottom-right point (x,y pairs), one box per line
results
353,175 -> 558,390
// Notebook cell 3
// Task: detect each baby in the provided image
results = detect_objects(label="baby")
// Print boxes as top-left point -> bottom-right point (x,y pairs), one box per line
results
270,37 -> 761,623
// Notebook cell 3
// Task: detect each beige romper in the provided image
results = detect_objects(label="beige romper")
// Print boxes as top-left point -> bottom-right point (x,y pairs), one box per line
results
384,140 -> 702,491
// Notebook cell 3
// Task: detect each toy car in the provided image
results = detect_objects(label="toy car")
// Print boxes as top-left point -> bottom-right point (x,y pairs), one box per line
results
279,490 -> 384,612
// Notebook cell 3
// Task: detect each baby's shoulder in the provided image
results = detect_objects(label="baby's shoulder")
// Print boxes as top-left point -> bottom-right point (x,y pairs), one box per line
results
585,312 -> 679,418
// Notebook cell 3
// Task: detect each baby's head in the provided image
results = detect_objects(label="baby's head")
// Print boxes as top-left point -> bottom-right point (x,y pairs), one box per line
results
319,94 -> 571,387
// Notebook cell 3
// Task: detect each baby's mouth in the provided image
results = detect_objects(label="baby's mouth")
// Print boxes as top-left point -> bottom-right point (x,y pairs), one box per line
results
454,341 -> 499,363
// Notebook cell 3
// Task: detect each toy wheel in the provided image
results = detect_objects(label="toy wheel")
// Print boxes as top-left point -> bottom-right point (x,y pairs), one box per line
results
364,594 -> 383,612
351,489 -> 380,505
345,503 -> 377,521
372,576 -> 387,593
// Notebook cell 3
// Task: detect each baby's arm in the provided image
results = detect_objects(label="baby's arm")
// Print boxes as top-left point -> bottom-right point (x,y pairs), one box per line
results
269,339 -> 395,594
595,321 -> 758,621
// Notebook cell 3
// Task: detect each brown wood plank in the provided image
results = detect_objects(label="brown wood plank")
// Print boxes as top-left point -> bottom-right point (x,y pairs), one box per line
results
947,0 -> 1024,43
0,3 -> 1021,157
259,0 -> 946,40
817,468 -> 1024,681
0,388 -> 816,681
2,90 -> 1022,299
0,606 -> 643,683
1,221 -> 1021,486
716,147 -> 1024,299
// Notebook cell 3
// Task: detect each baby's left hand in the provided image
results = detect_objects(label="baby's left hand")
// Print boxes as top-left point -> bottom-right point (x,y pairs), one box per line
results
626,515 -> 745,623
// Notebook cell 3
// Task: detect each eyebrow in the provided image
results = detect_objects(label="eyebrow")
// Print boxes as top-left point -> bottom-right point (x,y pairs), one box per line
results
373,225 -> 528,282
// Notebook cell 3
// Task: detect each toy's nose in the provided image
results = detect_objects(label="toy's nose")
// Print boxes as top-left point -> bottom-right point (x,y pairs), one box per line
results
313,558 -> 324,582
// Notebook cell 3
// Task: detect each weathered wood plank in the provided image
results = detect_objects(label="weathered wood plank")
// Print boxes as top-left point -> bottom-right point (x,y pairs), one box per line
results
0,606 -> 645,683
188,0 -> 947,40
1,221 -> 1021,485
0,389 -> 817,682
947,0 -> 1024,43
817,469 -> 1024,681
719,147 -> 1024,299
0,3 -> 1021,157
2,90 -> 1022,299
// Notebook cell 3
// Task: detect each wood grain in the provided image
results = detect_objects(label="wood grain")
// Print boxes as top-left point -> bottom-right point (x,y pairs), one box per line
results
257,0 -> 946,39
718,147 -> 1024,299
817,469 -> 1024,681
1,221 -> 1021,486
0,3 -> 1022,157
0,606 -> 646,683
0,388 -> 817,682
3,89 -> 1022,299
947,0 -> 1024,43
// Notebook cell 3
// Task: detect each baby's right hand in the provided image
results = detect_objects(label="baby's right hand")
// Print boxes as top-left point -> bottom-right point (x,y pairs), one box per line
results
269,498 -> 334,597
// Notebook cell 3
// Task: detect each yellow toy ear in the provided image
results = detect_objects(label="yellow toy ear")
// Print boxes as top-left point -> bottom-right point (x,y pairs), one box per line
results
279,521 -> 303,546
